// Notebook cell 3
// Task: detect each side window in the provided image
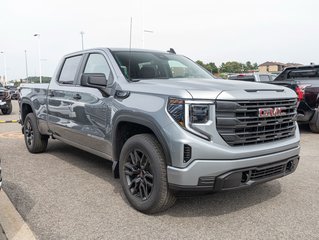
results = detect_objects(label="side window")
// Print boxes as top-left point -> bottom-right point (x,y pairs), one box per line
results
259,75 -> 271,82
59,55 -> 82,84
84,54 -> 112,80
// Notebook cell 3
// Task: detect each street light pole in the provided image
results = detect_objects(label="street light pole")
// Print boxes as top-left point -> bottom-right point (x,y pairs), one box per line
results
24,50 -> 29,83
142,30 -> 154,48
80,31 -> 85,50
34,34 -> 42,83
0,51 -> 7,85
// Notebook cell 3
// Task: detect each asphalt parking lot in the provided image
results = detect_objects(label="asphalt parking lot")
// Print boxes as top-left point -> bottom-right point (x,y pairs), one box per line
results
0,101 -> 319,240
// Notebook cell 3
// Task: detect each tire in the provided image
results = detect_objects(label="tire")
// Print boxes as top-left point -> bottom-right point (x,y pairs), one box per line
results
1,102 -> 12,115
24,113 -> 49,153
119,134 -> 176,213
309,111 -> 319,133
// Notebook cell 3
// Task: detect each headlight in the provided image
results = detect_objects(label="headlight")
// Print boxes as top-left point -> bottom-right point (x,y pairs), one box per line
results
167,97 -> 213,140
190,104 -> 209,124
167,98 -> 185,127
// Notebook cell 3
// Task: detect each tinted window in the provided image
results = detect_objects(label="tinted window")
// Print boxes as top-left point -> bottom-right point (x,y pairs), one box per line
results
84,54 -> 112,80
111,51 -> 213,80
59,55 -> 82,83
259,75 -> 271,82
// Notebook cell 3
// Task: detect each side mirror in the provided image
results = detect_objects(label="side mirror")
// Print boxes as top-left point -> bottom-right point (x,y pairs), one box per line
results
81,73 -> 107,88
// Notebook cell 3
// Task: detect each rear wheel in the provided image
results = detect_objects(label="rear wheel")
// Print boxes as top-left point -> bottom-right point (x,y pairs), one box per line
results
24,113 -> 49,153
309,111 -> 319,133
1,102 -> 12,115
119,134 -> 176,213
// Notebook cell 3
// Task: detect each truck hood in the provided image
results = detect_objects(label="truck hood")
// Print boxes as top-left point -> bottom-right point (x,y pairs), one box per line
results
128,78 -> 296,100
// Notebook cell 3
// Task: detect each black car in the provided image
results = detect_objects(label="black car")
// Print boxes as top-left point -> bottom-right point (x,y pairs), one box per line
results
0,84 -> 12,115
272,65 -> 319,133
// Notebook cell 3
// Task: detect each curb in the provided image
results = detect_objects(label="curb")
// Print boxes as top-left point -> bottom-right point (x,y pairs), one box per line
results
0,191 -> 36,240
0,120 -> 19,124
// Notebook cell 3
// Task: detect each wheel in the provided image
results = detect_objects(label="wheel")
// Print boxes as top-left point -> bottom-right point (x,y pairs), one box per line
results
1,102 -> 12,115
309,111 -> 319,133
119,134 -> 176,213
24,113 -> 49,153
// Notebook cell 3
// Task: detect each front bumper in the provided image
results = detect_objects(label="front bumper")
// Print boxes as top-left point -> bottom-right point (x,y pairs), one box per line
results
167,146 -> 300,191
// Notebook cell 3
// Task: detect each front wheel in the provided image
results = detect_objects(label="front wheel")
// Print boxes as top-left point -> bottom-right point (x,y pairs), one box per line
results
1,102 -> 12,115
119,134 -> 176,213
24,113 -> 49,153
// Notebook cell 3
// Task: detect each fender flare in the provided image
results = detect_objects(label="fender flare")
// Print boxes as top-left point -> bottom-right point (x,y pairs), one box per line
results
112,111 -> 172,167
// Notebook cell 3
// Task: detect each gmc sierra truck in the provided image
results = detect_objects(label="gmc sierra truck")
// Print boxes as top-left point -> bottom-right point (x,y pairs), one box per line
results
272,65 -> 319,133
19,48 -> 300,213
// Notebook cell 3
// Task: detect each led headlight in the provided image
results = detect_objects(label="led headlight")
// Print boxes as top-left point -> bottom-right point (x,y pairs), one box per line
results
190,104 -> 209,124
167,98 -> 185,127
168,97 -> 214,140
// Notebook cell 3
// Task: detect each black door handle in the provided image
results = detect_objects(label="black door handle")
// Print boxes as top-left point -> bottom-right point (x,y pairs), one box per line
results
73,94 -> 81,100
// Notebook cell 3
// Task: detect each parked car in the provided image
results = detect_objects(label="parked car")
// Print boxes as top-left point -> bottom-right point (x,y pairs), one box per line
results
19,48 -> 300,213
271,65 -> 319,133
0,83 -> 12,115
228,73 -> 277,82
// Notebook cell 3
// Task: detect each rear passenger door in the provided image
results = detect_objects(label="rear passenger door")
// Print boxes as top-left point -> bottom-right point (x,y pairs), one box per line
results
47,55 -> 84,143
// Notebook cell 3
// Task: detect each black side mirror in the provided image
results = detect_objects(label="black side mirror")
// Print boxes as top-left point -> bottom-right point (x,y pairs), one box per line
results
81,73 -> 107,88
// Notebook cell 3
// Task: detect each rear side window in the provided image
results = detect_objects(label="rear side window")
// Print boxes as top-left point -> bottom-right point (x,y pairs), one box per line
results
59,55 -> 82,84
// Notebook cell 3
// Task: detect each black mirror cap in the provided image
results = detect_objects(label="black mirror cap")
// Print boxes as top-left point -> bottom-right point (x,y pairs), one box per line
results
81,73 -> 108,88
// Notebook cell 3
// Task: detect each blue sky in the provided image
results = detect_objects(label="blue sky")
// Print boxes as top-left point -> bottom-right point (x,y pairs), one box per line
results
1,0 -> 319,80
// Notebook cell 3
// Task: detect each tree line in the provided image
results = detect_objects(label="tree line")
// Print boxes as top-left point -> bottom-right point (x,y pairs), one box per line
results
196,60 -> 258,74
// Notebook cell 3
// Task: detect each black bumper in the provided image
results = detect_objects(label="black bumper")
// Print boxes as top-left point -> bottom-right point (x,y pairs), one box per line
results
170,156 -> 299,192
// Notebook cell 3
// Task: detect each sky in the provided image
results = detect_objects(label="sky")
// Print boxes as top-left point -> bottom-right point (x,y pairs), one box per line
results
0,0 -> 319,81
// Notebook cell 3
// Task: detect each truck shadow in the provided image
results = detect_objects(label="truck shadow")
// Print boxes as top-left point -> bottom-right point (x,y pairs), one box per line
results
46,140 -> 282,217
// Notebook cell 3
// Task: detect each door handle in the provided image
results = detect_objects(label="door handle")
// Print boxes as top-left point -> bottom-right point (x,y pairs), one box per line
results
73,94 -> 82,100
48,91 -> 54,97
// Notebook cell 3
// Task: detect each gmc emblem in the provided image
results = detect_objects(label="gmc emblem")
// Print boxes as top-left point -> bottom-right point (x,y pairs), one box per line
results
258,107 -> 286,118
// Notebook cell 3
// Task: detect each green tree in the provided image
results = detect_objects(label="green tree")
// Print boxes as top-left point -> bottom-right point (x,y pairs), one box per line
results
219,61 -> 244,73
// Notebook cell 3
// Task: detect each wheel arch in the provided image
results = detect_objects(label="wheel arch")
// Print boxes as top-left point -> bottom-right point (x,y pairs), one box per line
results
112,111 -> 172,178
21,100 -> 35,124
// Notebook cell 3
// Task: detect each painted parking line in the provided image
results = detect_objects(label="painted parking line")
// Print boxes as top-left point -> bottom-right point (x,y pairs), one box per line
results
0,120 -> 19,123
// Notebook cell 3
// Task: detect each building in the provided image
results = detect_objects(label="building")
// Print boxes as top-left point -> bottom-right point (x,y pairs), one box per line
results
259,62 -> 303,73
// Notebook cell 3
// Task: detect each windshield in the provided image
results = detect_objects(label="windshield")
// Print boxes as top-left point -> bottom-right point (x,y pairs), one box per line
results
111,51 -> 214,81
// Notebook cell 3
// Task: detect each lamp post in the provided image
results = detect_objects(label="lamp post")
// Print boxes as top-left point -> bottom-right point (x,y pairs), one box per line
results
80,31 -> 85,50
34,34 -> 42,83
24,50 -> 29,83
0,51 -> 7,85
142,29 -> 154,48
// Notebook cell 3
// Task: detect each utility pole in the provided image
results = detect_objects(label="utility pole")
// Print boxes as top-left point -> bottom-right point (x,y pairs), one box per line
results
34,34 -> 42,83
0,51 -> 7,85
24,50 -> 29,83
80,31 -> 85,50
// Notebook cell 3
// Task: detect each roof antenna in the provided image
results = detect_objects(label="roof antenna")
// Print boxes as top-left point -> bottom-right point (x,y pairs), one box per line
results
167,48 -> 176,54
128,17 -> 133,81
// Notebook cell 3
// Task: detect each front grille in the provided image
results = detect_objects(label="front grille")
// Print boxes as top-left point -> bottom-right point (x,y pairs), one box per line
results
216,98 -> 297,146
250,164 -> 285,180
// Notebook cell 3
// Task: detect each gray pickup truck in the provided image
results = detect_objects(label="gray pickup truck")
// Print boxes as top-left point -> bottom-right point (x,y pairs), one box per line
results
19,48 -> 300,213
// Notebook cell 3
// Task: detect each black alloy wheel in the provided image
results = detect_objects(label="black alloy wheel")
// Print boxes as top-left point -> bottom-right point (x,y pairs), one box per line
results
23,113 -> 48,153
25,119 -> 34,147
119,134 -> 176,213
124,149 -> 154,201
